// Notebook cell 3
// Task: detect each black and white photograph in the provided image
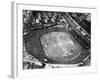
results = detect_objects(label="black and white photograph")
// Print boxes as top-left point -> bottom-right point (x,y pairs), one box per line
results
10,2 -> 97,78
23,10 -> 91,69
0,0 -> 99,79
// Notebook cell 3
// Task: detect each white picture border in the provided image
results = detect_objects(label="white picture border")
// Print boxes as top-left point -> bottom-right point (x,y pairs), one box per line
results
11,1 -> 97,78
